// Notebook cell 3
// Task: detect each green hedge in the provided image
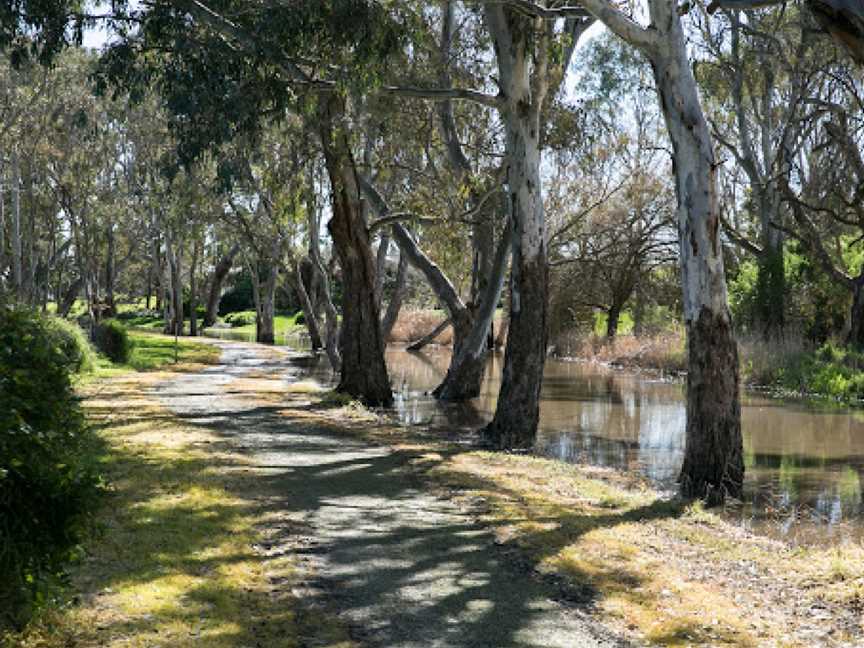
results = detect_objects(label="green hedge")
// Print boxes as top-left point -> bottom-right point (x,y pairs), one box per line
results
45,316 -> 96,374
93,318 -> 130,363
0,307 -> 105,628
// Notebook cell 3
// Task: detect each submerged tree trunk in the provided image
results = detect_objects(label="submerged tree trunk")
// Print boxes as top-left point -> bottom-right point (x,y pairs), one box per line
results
204,242 -> 240,327
481,7 -> 550,450
435,222 -> 511,400
649,5 -> 743,504
318,96 -> 392,406
406,318 -> 452,351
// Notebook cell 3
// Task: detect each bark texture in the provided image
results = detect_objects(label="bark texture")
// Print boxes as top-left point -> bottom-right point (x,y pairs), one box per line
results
481,7 -> 549,449
318,97 -> 392,406
679,307 -> 744,505
647,0 -> 744,502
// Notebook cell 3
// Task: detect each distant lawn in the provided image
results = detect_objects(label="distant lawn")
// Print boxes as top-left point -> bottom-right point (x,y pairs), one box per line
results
223,311 -> 304,336
87,331 -> 221,381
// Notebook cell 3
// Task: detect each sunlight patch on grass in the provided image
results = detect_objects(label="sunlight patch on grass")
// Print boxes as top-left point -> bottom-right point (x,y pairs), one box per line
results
3,372 -> 352,648
426,451 -> 855,647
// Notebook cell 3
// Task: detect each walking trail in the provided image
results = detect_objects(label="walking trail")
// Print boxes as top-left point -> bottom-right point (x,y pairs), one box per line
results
155,340 -> 631,648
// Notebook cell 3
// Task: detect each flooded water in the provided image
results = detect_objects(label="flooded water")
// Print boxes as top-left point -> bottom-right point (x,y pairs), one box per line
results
198,326 -> 864,546
298,346 -> 864,546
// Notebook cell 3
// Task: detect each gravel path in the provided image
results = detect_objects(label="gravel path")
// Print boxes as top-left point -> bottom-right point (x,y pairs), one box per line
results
155,341 -> 631,648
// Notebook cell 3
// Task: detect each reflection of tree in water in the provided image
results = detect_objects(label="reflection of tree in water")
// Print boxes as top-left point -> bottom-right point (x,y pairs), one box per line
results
303,349 -> 864,544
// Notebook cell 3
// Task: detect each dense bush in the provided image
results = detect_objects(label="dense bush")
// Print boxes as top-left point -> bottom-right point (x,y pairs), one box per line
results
763,341 -> 864,402
0,308 -> 104,627
224,311 -> 256,328
45,317 -> 96,374
218,272 -> 255,315
93,318 -> 131,363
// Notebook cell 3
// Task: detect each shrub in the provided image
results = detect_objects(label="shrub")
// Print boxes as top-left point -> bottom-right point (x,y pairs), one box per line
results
0,307 -> 104,628
224,311 -> 256,328
93,318 -> 131,364
44,317 -> 96,374
295,311 -> 306,325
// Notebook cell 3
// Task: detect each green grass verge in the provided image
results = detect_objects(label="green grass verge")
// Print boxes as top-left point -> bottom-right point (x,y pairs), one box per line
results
2,345 -> 351,648
85,331 -> 221,381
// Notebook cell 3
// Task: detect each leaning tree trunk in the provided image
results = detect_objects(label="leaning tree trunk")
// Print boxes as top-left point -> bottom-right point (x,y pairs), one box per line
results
481,7 -> 549,450
204,242 -> 240,327
294,257 -> 325,350
381,251 -> 409,341
318,96 -> 392,406
650,12 -> 743,504
434,221 -> 511,401
58,276 -> 83,318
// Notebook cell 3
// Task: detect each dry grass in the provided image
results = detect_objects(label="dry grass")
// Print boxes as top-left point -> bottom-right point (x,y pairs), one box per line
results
387,308 -> 507,348
387,308 -> 454,346
555,332 -> 688,375
737,332 -> 810,387
2,369 -> 352,648
421,451 -> 864,647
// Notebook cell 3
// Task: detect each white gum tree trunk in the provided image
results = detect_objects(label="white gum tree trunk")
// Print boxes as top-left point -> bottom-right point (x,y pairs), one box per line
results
481,6 -> 550,449
577,0 -> 744,503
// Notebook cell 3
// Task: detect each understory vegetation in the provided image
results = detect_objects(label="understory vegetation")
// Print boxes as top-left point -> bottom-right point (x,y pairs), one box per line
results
0,310 -> 219,632
4,0 -> 864,645
2,344 -> 348,648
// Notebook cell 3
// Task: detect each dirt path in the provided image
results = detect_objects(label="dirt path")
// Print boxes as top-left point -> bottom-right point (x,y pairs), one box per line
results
154,341 -> 630,648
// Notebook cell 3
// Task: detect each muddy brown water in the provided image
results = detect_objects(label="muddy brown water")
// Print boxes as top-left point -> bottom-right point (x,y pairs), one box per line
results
202,328 -> 864,546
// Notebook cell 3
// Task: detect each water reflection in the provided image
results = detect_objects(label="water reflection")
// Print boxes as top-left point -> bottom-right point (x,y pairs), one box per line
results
201,328 -> 864,546
380,348 -> 864,545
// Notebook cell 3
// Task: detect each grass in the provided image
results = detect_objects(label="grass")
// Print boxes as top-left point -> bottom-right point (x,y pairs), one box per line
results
414,451 -> 864,646
748,340 -> 864,403
223,311 -> 304,337
84,331 -> 221,381
2,349 -> 351,648
555,331 -> 687,374
387,308 -> 507,346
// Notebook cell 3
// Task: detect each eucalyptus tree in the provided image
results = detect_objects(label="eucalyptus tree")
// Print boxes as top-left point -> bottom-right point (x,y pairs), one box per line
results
355,12 -> 513,401
776,66 -> 864,347
696,7 -> 823,339
490,0 -> 744,502
223,129 -> 311,345
93,0 -> 407,405
394,3 -> 594,448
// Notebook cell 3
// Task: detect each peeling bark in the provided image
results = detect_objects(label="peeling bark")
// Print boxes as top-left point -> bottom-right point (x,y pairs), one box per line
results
481,7 -> 550,450
647,0 -> 744,503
